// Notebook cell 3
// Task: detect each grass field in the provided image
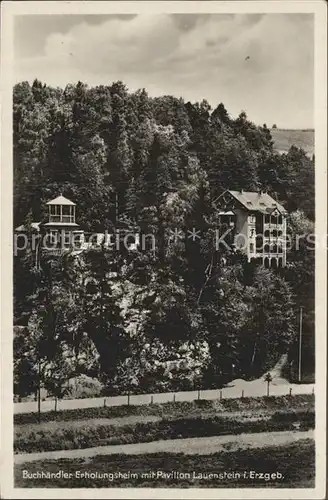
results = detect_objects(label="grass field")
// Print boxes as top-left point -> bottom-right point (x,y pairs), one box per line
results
270,128 -> 314,156
15,439 -> 315,488
15,409 -> 314,454
14,394 -> 316,489
14,395 -> 315,455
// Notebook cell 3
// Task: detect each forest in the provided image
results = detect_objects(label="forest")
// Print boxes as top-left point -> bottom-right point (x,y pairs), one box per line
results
13,79 -> 315,400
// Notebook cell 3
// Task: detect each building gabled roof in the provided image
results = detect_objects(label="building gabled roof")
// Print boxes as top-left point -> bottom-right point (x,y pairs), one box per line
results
15,222 -> 41,232
227,190 -> 287,214
46,195 -> 76,206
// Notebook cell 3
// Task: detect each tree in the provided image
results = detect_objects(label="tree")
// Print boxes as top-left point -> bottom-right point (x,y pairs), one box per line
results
73,245 -> 129,384
285,211 -> 315,381
242,267 -> 296,377
14,326 -> 39,400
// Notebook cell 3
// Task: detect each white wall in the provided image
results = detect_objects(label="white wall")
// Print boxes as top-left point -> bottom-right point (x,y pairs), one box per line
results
234,209 -> 248,253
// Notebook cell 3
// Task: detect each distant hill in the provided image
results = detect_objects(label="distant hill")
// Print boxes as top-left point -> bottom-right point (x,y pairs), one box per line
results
270,128 -> 314,157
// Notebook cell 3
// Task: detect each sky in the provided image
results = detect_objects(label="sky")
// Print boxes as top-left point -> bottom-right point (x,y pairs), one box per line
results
14,13 -> 314,129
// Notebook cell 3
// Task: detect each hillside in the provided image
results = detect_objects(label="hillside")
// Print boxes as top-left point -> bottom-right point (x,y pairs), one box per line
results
270,128 -> 314,157
13,81 -> 315,400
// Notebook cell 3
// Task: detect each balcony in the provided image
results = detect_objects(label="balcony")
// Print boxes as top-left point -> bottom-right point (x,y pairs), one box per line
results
49,215 -> 75,224
263,222 -> 284,229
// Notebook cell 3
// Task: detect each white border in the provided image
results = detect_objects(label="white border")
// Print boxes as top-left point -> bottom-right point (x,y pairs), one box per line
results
1,2 -> 327,499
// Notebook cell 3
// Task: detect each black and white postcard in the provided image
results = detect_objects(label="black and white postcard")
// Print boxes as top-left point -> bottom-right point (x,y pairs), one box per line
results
1,1 -> 327,498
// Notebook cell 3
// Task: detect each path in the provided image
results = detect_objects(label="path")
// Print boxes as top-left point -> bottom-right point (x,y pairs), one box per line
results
14,355 -> 314,415
14,381 -> 315,415
14,429 -> 314,464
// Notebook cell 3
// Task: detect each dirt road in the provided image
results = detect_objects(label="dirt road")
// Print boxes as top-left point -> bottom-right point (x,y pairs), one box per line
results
15,429 -> 313,464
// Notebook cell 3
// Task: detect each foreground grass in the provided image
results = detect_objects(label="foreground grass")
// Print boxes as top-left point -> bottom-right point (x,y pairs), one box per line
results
15,439 -> 315,488
15,408 -> 314,454
14,394 -> 314,425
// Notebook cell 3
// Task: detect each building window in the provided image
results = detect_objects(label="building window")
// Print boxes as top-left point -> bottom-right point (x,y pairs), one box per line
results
249,243 -> 254,253
49,205 -> 61,222
256,235 -> 263,251
264,244 -> 270,253
49,230 -> 58,247
50,205 -> 60,215
62,231 -> 71,247
49,204 -> 75,223
265,215 -> 270,224
62,205 -> 74,223
50,230 -> 58,239
73,233 -> 82,247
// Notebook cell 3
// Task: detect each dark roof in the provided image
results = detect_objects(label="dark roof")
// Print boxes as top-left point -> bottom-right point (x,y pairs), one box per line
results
228,190 -> 287,214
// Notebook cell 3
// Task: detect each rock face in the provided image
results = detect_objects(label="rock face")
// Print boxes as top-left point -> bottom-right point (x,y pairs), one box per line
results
110,339 -> 211,394
65,374 -> 104,399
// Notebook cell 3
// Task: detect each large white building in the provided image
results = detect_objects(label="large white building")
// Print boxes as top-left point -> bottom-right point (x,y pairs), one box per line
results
214,189 -> 288,268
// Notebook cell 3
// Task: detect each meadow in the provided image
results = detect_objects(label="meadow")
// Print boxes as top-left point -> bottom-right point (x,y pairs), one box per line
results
15,409 -> 314,454
270,128 -> 314,156
14,394 -> 315,488
15,440 -> 315,488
